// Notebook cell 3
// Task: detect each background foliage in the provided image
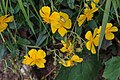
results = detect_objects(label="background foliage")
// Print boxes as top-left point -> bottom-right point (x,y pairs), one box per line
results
0,0 -> 120,80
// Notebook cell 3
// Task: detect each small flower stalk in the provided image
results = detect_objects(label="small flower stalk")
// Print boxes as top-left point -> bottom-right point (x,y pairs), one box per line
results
59,40 -> 83,67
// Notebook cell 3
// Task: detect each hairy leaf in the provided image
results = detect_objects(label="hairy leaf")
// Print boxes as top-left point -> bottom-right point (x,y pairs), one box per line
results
55,55 -> 101,80
103,57 -> 120,80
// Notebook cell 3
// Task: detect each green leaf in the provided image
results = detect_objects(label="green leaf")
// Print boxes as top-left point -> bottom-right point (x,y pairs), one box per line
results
0,44 -> 6,61
116,0 -> 120,11
55,0 -> 63,4
75,25 -> 82,36
112,0 -> 120,24
98,0 -> 112,56
87,20 -> 98,30
103,57 -> 120,80
17,36 -> 31,45
67,0 -> 75,9
35,31 -> 48,46
55,55 -> 101,80
14,3 -> 20,14
11,49 -> 19,59
18,0 -> 35,35
61,9 -> 74,18
55,67 -> 71,80
5,41 -> 19,58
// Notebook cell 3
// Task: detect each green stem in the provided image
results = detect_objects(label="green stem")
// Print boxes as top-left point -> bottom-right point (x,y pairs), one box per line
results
0,33 -> 12,52
29,0 -> 52,39
7,29 -> 16,43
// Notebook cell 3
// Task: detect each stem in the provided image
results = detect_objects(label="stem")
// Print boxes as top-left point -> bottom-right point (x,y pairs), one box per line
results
0,33 -> 5,42
0,33 -> 12,52
7,29 -> 16,43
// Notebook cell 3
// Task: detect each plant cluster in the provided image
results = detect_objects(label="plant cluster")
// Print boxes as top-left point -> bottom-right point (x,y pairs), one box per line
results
0,0 -> 120,80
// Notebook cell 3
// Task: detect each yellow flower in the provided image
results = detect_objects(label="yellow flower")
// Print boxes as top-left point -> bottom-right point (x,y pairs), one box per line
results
22,49 -> 46,68
71,55 -> 83,62
91,0 -> 99,9
77,0 -> 99,26
60,40 -> 73,53
0,15 -> 13,33
39,6 -> 60,33
85,28 -> 99,54
59,60 -> 74,67
98,23 -> 118,40
59,55 -> 83,67
58,12 -> 72,37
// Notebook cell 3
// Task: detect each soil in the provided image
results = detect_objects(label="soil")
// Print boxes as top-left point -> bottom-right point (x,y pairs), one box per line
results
0,62 -> 19,80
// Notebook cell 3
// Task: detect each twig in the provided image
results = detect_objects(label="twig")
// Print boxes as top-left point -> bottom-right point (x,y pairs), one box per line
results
42,66 -> 57,79
100,0 -> 106,7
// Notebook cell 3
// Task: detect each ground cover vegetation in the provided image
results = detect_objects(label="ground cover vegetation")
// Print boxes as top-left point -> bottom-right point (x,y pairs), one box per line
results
0,0 -> 120,80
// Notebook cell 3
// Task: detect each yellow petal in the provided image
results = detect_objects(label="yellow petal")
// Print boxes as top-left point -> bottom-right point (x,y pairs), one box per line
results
37,50 -> 46,58
66,60 -> 74,67
58,27 -> 67,37
91,0 -> 99,12
42,17 -> 50,24
63,19 -> 72,29
59,12 -> 72,29
106,23 -> 113,29
50,24 -> 58,33
93,28 -> 98,38
51,21 -> 61,28
84,8 -> 96,20
91,43 -> 96,54
50,12 -> 60,29
36,61 -> 45,68
84,8 -> 90,14
110,26 -> 118,32
85,31 -> 92,40
3,16 -> 14,22
59,60 -> 73,67
40,59 -> 46,63
71,55 -> 83,62
97,26 -> 102,34
84,8 -> 94,20
50,12 -> 60,23
86,13 -> 93,21
22,56 -> 33,65
30,61 -> 36,66
39,6 -> 50,23
91,7 -> 98,14
91,2 -> 96,9
86,41 -> 92,50
105,23 -> 114,34
59,12 -> 69,20
105,33 -> 114,40
60,47 -> 67,52
93,0 -> 99,3
39,6 -> 50,18
61,40 -> 67,47
67,46 -> 73,53
0,23 -> 8,32
77,14 -> 86,26
28,49 -> 37,59
0,15 -> 7,21
93,35 -> 100,46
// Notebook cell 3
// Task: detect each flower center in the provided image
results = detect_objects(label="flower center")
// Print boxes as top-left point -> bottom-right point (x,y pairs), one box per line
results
60,16 -> 66,23
34,58 -> 41,63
